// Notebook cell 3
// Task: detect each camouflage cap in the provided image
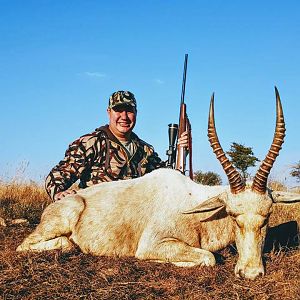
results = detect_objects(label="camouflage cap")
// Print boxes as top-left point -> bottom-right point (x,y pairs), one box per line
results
108,91 -> 137,110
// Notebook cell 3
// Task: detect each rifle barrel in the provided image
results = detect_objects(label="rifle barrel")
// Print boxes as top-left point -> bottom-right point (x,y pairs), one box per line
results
180,54 -> 188,105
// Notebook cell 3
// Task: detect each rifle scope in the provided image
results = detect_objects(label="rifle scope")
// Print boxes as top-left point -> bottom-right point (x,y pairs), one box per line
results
166,123 -> 178,168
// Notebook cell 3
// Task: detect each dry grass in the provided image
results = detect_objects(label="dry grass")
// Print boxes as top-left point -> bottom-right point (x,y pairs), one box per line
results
0,181 -> 299,299
0,181 -> 51,224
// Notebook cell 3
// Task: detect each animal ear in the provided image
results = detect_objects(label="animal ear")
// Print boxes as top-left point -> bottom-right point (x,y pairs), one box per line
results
271,191 -> 300,203
182,193 -> 226,214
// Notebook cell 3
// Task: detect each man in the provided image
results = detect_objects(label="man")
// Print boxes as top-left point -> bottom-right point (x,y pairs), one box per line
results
45,91 -> 189,201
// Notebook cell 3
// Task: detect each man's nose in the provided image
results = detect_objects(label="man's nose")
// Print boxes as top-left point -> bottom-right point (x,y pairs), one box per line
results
120,110 -> 129,118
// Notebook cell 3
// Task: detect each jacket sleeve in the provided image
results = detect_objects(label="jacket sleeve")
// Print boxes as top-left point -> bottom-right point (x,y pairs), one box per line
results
45,137 -> 92,200
144,148 -> 166,173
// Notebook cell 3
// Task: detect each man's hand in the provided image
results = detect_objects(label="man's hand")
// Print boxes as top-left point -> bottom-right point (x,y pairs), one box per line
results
177,130 -> 191,149
54,189 -> 77,201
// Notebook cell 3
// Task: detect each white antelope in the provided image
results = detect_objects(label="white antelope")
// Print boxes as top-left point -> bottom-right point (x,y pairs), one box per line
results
17,87 -> 300,280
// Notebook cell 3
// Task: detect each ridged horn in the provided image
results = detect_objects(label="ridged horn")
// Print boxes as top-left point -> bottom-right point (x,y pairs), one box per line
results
252,87 -> 286,194
208,93 -> 245,194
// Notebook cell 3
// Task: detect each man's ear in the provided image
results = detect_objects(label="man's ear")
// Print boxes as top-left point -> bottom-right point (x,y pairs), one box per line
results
182,193 -> 227,214
271,191 -> 300,203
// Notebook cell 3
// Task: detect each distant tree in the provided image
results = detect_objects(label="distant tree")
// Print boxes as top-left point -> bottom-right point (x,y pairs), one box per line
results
193,171 -> 222,186
290,161 -> 300,182
226,142 -> 259,180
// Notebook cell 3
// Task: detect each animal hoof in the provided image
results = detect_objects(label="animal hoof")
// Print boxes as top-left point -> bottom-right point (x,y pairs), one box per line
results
201,254 -> 216,267
16,245 -> 26,252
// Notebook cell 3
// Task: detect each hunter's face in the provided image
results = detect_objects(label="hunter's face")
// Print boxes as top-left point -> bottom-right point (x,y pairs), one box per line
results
107,105 -> 137,141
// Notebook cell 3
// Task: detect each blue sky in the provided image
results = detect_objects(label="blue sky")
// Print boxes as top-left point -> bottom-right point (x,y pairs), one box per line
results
0,0 -> 299,186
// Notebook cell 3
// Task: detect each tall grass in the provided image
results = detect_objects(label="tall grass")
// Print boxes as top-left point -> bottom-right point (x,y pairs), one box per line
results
0,181 -> 51,224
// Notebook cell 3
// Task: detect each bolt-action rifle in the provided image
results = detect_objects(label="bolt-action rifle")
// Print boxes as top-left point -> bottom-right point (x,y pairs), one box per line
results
166,54 -> 193,179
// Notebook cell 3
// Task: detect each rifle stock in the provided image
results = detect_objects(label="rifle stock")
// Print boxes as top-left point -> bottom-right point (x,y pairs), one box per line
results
176,103 -> 187,173
173,54 -> 193,179
175,105 -> 193,179
187,117 -> 193,179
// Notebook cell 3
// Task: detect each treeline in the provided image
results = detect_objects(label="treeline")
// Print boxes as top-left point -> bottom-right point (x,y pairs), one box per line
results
193,142 -> 300,185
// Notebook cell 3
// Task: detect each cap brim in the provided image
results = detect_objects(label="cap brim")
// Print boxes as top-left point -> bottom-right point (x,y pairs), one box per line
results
110,103 -> 136,109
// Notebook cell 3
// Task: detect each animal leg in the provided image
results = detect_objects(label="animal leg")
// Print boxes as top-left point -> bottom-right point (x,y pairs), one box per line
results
136,238 -> 216,267
18,237 -> 74,252
17,195 -> 85,252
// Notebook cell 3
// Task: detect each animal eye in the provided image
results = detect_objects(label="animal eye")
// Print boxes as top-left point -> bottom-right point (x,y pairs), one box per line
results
261,217 -> 269,228
228,211 -> 237,218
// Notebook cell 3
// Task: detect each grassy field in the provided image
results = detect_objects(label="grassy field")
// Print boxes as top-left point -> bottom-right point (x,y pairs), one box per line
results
0,181 -> 299,299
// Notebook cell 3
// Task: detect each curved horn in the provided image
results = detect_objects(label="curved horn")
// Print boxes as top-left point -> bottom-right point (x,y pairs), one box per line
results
208,93 -> 245,194
252,87 -> 286,194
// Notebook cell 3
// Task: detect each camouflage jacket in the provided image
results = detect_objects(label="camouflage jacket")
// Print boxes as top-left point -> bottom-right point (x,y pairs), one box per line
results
45,125 -> 164,200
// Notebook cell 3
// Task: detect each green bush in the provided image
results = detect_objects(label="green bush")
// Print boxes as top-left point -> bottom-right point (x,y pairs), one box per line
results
193,171 -> 222,186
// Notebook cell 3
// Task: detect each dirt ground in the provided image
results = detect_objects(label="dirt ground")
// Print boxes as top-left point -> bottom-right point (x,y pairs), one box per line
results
0,224 -> 299,300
